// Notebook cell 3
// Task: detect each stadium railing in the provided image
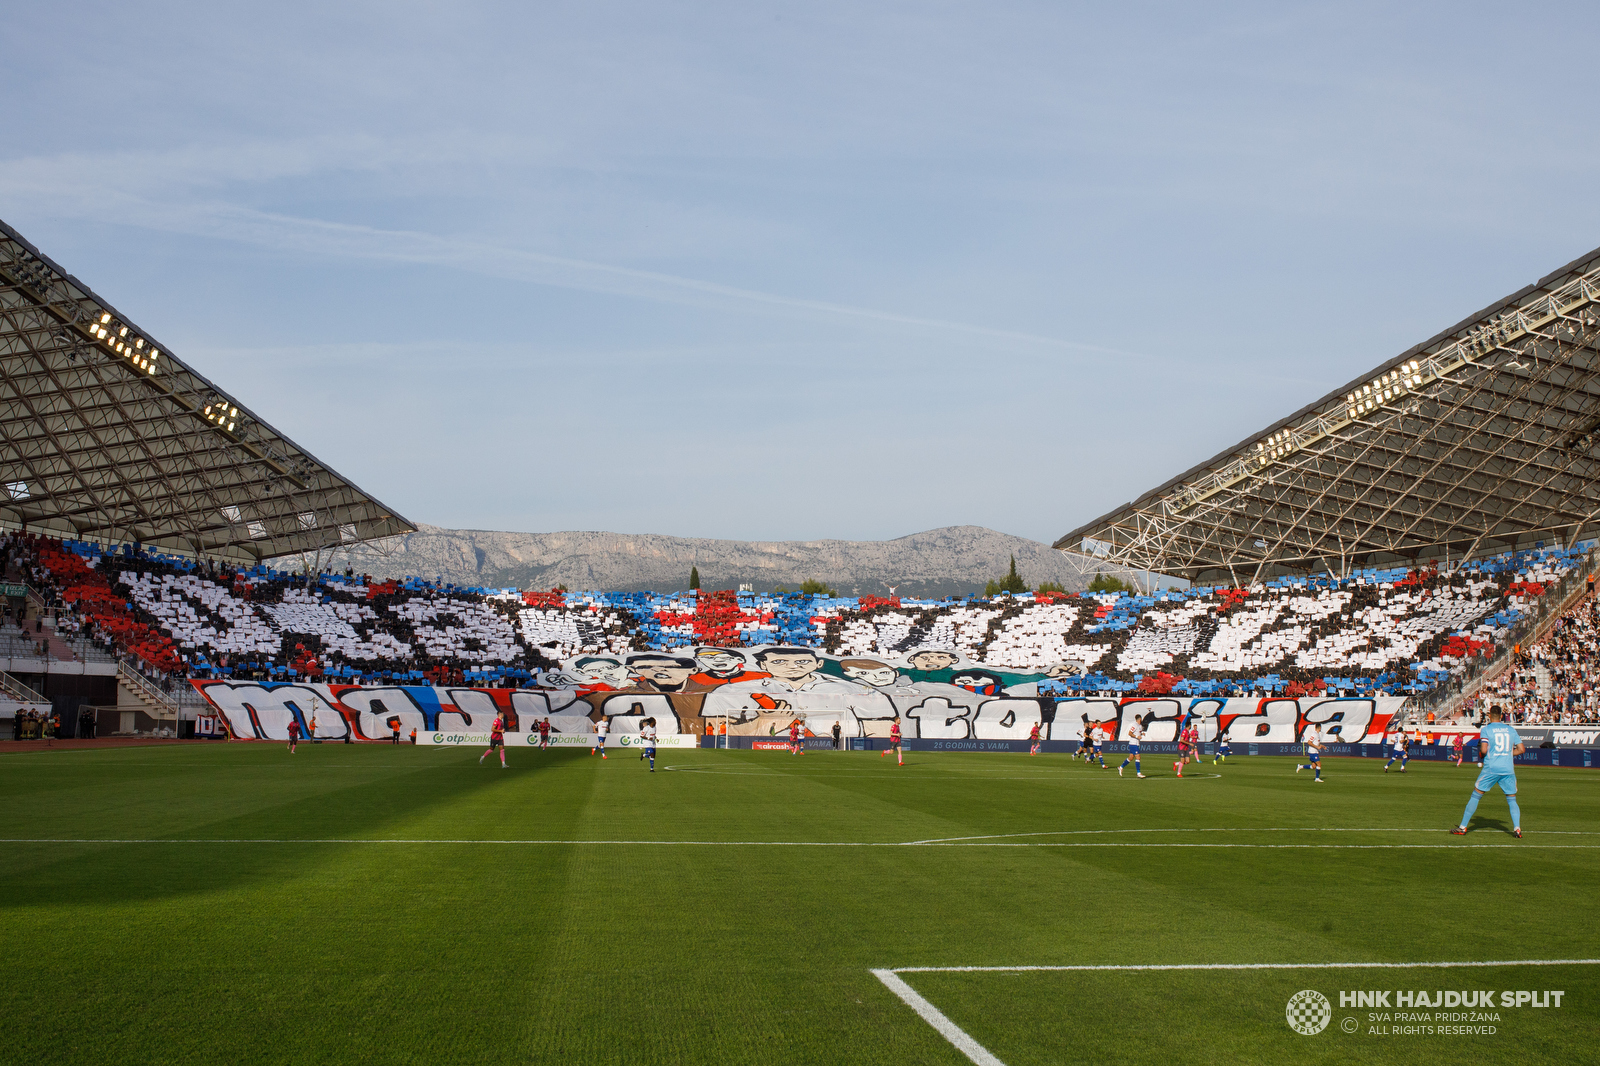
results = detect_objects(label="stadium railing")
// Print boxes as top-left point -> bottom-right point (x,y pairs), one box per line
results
117,657 -> 181,720
0,669 -> 47,704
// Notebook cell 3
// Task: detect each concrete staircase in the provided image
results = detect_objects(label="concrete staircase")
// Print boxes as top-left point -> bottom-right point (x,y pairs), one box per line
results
0,669 -> 50,721
115,659 -> 180,728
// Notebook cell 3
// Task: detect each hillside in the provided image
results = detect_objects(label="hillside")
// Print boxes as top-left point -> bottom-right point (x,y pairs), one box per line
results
345,524 -> 1091,597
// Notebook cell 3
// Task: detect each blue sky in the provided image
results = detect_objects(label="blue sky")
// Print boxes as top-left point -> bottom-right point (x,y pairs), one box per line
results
6,2 -> 1600,544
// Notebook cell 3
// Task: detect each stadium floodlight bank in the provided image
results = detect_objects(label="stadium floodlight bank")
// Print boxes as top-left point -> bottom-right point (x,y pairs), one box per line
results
0,218 -> 414,563
1058,245 -> 1600,585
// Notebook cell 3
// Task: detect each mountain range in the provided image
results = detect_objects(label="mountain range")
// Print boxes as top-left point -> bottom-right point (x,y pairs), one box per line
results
343,524 -> 1095,598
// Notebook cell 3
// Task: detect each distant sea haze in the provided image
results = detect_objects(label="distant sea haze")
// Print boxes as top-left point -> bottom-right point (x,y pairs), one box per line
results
341,524 -> 1092,597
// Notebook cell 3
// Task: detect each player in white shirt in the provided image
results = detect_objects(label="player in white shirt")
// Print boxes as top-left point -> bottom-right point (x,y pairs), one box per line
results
1296,726 -> 1325,782
1118,722 -> 1146,778
1383,727 -> 1408,773
640,718 -> 658,772
592,716 -> 608,759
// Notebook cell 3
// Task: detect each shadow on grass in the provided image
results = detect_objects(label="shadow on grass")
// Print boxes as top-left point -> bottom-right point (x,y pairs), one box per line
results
0,746 -> 595,907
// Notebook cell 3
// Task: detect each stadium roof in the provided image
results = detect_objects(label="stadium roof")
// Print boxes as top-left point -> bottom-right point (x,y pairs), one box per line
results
1057,244 -> 1600,585
0,218 -> 414,563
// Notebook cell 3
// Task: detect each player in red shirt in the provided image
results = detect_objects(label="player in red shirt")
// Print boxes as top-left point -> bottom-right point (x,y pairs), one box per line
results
1028,721 -> 1041,756
537,717 -> 551,749
286,717 -> 301,754
788,717 -> 803,755
1451,731 -> 1465,767
479,714 -> 508,768
881,717 -> 903,765
1181,724 -> 1202,772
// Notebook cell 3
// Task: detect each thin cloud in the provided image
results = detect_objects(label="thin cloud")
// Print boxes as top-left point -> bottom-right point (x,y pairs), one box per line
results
0,143 -> 1150,360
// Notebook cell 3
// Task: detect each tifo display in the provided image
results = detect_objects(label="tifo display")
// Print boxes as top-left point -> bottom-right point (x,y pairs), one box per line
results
188,674 -> 1410,744
5,532 -> 1591,704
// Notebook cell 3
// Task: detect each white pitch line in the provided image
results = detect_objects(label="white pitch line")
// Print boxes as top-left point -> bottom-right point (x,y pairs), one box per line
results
890,958 -> 1600,974
0,838 -> 886,846
901,827 -> 1553,844
871,969 -> 1004,1066
0,838 -> 1590,849
876,958 -> 1600,1066
902,842 -> 1600,849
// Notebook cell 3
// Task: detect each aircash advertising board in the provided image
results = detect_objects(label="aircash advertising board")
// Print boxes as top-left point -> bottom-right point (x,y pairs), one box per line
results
190,679 -> 1409,746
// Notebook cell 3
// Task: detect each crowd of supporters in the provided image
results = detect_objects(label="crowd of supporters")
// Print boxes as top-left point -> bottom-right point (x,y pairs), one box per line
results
1,530 -> 1590,698
1470,593 -> 1600,725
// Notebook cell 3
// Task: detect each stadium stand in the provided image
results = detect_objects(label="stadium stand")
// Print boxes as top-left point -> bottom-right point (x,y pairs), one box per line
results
1470,589 -> 1600,726
8,216 -> 1600,730
8,527 -> 1593,701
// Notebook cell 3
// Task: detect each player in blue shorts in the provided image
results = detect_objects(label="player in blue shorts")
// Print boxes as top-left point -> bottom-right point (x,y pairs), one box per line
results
1118,722 -> 1146,778
1383,727 -> 1409,773
1295,725 -> 1324,782
1214,736 -> 1231,764
641,717 -> 658,772
1452,706 -> 1523,837
1091,726 -> 1106,767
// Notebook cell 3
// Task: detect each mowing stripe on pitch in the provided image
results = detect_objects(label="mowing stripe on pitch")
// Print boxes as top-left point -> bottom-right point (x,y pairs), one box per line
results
876,959 -> 1600,1066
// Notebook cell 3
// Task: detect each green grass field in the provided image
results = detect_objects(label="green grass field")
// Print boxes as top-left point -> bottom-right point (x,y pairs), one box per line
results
3,742 -> 1597,1065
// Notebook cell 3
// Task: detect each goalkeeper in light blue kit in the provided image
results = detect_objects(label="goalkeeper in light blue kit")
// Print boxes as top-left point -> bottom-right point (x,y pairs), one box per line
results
1451,706 -> 1524,838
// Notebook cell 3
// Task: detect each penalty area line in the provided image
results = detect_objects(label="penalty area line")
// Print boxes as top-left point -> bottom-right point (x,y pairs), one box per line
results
890,958 -> 1600,974
874,958 -> 1600,1066
871,969 -> 1004,1066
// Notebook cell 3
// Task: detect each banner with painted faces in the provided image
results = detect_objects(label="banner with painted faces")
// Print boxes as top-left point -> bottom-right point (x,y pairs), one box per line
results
193,643 -> 1072,742
526,643 -> 1085,740
531,644 -> 1075,695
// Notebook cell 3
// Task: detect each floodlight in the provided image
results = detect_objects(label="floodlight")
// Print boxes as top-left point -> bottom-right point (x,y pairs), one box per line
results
99,313 -> 110,324
119,326 -> 127,337
227,421 -> 235,431
150,351 -> 159,360
1409,359 -> 1419,371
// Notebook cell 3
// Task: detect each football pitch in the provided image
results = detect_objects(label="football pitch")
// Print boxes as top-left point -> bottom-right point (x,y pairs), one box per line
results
3,742 -> 1597,1065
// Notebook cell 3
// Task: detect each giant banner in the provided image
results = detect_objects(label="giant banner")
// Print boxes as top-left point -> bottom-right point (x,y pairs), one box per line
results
192,647 -> 1407,746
